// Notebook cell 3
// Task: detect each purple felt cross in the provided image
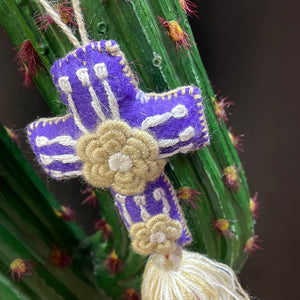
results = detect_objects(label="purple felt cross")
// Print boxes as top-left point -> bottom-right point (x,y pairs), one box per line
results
27,40 -> 209,247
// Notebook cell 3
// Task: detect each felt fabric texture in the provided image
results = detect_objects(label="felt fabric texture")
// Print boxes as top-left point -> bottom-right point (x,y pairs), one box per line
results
27,40 -> 209,248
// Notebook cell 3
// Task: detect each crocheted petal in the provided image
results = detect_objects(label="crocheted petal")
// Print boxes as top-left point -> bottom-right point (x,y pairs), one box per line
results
27,115 -> 83,180
51,40 -> 138,132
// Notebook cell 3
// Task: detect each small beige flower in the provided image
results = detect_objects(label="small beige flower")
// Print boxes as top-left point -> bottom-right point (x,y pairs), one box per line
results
130,214 -> 182,256
76,120 -> 166,195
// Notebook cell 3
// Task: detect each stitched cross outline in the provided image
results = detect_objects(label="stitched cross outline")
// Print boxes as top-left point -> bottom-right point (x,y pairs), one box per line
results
27,40 -> 209,247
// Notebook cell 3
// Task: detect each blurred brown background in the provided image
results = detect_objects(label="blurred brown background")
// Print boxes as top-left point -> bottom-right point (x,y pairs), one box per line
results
0,0 -> 299,299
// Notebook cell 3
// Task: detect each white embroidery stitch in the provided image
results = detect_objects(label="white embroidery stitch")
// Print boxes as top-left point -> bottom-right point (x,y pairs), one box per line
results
35,135 -> 77,147
76,68 -> 106,121
157,126 -> 195,148
58,76 -> 89,133
158,143 -> 194,159
153,188 -> 170,215
48,169 -> 82,179
94,63 -> 120,120
40,154 -> 80,165
133,195 -> 151,221
141,104 -> 188,130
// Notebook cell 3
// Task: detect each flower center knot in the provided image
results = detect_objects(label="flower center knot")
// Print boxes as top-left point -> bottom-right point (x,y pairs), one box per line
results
108,152 -> 133,172
150,232 -> 167,244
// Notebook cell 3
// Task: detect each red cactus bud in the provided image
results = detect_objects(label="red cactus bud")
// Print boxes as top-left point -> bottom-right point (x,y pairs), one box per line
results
178,186 -> 202,209
249,192 -> 259,219
244,236 -> 263,253
53,205 -> 75,221
94,219 -> 112,239
10,258 -> 34,281
179,0 -> 199,19
15,40 -> 44,86
105,250 -> 122,275
223,165 -> 240,190
34,0 -> 77,33
212,218 -> 235,238
228,130 -> 244,152
81,187 -> 98,208
49,245 -> 72,267
212,96 -> 233,123
158,16 -> 192,51
126,288 -> 141,300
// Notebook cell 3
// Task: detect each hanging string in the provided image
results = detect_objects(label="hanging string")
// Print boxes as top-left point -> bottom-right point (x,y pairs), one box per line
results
37,0 -> 81,48
71,0 -> 90,46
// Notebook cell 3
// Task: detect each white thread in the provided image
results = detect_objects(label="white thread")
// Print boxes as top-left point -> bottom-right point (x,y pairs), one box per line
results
48,170 -> 82,179
157,126 -> 195,148
76,68 -> 90,86
141,112 -> 172,130
37,0 -> 81,48
171,104 -> 188,118
179,126 -> 195,142
153,188 -> 170,215
141,104 -> 188,130
108,152 -> 133,172
158,143 -> 194,159
157,138 -> 179,148
180,143 -> 194,153
142,249 -> 250,300
36,136 -> 77,147
150,232 -> 166,243
58,76 -> 72,93
76,68 -> 106,121
115,194 -> 132,226
94,63 -> 108,80
71,0 -> 89,46
40,154 -> 80,165
94,63 -> 120,120
58,76 -> 89,134
133,195 -> 151,221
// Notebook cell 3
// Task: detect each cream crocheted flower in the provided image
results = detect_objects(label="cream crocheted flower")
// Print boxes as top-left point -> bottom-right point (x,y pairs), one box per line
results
76,120 -> 166,195
129,214 -> 182,256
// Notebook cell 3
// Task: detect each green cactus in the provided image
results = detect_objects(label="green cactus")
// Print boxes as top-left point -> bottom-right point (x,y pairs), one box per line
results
0,0 -> 255,299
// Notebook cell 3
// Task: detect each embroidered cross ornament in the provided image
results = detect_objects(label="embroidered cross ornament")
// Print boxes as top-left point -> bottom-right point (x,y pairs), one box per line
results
27,1 -> 250,299
27,40 -> 210,252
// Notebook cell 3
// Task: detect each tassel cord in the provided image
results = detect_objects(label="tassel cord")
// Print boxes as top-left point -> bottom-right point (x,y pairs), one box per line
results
37,0 -> 81,48
71,0 -> 90,46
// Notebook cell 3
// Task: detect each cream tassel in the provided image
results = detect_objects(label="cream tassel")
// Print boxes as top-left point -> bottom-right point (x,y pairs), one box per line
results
142,248 -> 250,300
